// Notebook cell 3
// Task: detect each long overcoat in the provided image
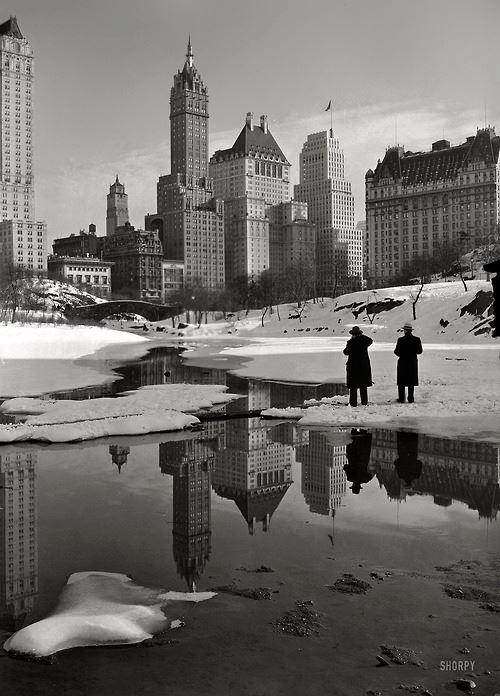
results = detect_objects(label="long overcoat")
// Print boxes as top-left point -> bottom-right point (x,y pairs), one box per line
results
394,333 -> 423,386
343,334 -> 373,388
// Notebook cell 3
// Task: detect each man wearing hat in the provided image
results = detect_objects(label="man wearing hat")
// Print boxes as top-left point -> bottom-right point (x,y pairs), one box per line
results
394,323 -> 423,403
343,326 -> 373,406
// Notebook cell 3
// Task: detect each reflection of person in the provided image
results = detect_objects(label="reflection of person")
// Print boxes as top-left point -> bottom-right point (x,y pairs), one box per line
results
394,323 -> 423,403
394,431 -> 422,486
343,326 -> 373,407
343,429 -> 373,494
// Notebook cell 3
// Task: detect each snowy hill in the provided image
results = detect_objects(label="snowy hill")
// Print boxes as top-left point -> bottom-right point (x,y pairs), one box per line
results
31,279 -> 105,314
152,280 -> 495,344
233,280 -> 494,343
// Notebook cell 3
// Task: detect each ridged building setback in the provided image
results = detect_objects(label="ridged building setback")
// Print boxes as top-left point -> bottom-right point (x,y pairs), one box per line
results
295,129 -> 362,296
0,16 -> 47,283
365,128 -> 500,287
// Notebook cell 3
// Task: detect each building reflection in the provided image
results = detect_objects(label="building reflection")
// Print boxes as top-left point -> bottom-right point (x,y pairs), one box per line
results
158,424 -> 223,591
371,429 -> 500,519
109,445 -> 130,473
213,379 -> 293,534
0,450 -> 38,631
295,430 -> 348,515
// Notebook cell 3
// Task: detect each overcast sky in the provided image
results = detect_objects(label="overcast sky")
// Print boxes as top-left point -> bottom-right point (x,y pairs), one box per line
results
7,0 -> 500,244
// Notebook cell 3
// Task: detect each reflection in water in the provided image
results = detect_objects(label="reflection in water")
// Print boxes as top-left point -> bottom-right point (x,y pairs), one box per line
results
159,424 -> 224,591
343,429 -> 374,495
44,345 -> 349,405
0,450 -> 38,631
0,419 -> 499,634
371,430 -> 500,519
213,380 -> 294,535
109,445 -> 130,474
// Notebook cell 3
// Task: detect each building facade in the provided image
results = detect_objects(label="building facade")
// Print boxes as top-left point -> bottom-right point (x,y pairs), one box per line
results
268,200 -> 316,277
365,128 -> 500,288
295,129 -> 362,297
106,176 -> 129,237
0,17 -> 47,281
52,224 -> 99,258
161,259 -> 184,301
145,40 -> 224,290
102,222 -> 163,300
0,449 -> 38,631
210,112 -> 293,283
47,255 -> 113,297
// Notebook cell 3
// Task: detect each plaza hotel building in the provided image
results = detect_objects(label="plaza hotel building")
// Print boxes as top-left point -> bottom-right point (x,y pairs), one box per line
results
365,128 -> 500,287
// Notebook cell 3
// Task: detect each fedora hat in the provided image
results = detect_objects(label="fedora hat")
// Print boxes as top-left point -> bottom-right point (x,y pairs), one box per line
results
402,322 -> 413,331
349,326 -> 363,335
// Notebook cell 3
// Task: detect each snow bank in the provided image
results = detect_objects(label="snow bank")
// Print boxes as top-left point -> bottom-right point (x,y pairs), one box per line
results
3,571 -> 216,657
155,280 -> 494,345
0,323 -> 148,360
0,384 -> 238,443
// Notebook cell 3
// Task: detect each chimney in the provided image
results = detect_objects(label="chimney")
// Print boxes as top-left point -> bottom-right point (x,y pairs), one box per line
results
88,223 -> 96,235
245,112 -> 254,130
260,115 -> 268,134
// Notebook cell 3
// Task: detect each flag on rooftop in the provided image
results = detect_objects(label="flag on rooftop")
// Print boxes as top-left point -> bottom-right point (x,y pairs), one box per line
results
325,100 -> 332,111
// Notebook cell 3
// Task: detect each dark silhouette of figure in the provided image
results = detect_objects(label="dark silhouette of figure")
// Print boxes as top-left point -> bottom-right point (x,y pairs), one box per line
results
484,258 -> 500,337
394,431 -> 422,486
343,326 -> 373,406
394,322 -> 423,402
343,429 -> 373,494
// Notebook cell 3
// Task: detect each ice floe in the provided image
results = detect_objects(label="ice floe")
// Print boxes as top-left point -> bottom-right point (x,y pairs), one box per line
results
3,571 -> 216,657
0,384 -> 239,443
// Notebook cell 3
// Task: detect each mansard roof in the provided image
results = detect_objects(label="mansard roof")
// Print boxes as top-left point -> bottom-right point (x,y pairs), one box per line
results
0,16 -> 23,38
370,128 -> 500,186
212,121 -> 290,164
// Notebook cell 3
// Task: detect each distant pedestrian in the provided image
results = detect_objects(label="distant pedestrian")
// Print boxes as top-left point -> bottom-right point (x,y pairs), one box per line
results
343,326 -> 373,407
394,322 -> 422,403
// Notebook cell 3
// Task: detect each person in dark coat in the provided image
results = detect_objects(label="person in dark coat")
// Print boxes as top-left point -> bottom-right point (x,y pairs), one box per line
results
394,431 -> 423,486
343,429 -> 373,494
343,326 -> 373,406
484,258 -> 500,337
394,322 -> 423,403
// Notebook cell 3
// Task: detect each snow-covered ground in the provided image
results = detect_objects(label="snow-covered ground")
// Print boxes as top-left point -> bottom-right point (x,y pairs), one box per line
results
0,384 -> 238,442
0,323 -> 150,397
0,280 -> 498,443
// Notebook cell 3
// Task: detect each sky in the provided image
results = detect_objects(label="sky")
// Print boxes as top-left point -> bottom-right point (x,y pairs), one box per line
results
5,0 -> 500,245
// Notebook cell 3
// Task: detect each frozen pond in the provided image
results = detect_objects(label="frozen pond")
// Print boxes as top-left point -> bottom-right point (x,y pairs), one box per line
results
1,345 -> 499,629
1,344 -> 499,695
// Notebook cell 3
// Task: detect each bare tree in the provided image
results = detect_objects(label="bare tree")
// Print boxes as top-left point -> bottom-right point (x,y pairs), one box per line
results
0,261 -> 37,323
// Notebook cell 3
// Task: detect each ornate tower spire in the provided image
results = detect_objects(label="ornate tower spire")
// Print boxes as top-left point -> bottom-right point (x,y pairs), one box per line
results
186,35 -> 193,67
170,37 -> 209,180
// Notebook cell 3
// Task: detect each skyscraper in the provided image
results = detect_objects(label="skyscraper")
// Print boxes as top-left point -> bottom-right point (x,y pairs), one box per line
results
0,16 -> 47,281
210,112 -> 293,282
106,176 -> 129,237
146,40 -> 224,290
295,129 -> 362,297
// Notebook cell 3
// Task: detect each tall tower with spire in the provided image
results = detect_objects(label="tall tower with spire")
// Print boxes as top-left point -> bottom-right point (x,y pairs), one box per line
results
106,175 -> 129,236
170,37 -> 209,181
145,39 -> 225,289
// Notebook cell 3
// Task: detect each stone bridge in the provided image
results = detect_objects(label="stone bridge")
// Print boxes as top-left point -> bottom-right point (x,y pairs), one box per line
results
64,300 -> 182,322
